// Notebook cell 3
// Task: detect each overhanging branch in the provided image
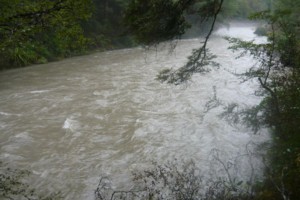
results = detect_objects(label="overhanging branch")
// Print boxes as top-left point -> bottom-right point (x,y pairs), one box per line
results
157,0 -> 224,84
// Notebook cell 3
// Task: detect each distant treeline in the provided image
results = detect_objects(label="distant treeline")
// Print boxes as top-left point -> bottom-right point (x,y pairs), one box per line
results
0,0 -> 271,70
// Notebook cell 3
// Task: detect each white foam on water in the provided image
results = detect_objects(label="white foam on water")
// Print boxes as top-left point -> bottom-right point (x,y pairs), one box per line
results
0,111 -> 11,116
30,90 -> 50,94
63,118 -> 81,133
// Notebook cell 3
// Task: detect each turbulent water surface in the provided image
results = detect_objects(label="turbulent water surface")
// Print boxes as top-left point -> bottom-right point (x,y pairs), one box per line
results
0,23 -> 270,199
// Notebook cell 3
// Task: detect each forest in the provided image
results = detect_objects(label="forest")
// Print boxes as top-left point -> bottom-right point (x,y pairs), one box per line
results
1,0 -> 270,70
0,0 -> 299,199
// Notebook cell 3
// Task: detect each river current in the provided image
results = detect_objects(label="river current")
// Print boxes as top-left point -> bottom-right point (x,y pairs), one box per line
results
0,23 -> 270,199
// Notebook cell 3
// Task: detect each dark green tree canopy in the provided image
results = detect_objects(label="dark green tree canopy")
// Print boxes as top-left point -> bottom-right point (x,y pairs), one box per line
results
0,0 -> 92,68
124,0 -> 195,45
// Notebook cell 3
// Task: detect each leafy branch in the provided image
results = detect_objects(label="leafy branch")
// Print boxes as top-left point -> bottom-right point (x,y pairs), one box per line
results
157,0 -> 224,85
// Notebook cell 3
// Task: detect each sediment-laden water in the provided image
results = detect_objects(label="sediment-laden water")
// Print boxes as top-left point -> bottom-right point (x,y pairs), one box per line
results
0,23 -> 269,199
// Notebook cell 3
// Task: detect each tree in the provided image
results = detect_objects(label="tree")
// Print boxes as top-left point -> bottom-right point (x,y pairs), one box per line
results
219,0 -> 300,198
124,0 -> 300,198
82,0 -> 134,49
0,0 -> 92,68
125,0 -> 224,85
124,0 -> 194,46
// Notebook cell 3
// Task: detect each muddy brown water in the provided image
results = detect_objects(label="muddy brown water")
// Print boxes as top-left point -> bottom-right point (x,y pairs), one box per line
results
0,23 -> 269,199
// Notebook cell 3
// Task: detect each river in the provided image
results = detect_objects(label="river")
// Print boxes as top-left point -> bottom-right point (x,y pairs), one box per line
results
0,23 -> 270,199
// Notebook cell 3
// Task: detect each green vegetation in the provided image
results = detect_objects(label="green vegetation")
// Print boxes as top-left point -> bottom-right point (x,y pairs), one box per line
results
82,0 -> 135,50
95,158 -> 263,200
0,162 -> 61,199
225,1 -> 300,198
1,0 -> 299,199
0,0 -> 273,70
0,0 -> 93,69
253,26 -> 268,36
223,0 -> 271,19
0,0 -> 134,70
124,0 -> 194,46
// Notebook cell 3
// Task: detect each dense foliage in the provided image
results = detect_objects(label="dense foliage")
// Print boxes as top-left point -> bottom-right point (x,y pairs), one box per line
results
124,0 -> 194,45
226,0 -> 300,198
82,0 -> 134,49
223,0 -> 271,19
0,0 -> 272,70
0,0 -> 93,69
0,0 -> 133,70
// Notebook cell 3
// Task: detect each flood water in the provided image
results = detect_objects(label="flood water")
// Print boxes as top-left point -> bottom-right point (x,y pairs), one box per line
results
0,23 -> 270,199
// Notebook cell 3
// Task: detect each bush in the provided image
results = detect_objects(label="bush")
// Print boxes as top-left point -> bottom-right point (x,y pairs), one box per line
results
95,147 -> 270,200
0,161 -> 61,200
254,26 -> 268,36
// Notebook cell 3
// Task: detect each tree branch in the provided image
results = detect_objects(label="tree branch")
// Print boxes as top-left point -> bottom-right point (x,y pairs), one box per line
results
157,0 -> 224,84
